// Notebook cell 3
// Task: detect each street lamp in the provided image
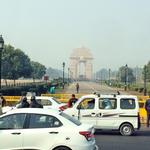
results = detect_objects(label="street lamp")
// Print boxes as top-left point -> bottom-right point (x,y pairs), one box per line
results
124,64 -> 128,91
62,62 -> 65,89
0,35 -> 4,90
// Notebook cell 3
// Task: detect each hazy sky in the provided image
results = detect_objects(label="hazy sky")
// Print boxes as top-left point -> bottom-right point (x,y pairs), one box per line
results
0,0 -> 150,72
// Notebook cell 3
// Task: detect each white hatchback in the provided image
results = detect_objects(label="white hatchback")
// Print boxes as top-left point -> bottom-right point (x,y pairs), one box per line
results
0,108 -> 98,150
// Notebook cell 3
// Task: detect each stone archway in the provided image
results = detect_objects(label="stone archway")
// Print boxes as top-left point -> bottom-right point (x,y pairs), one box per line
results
69,47 -> 93,80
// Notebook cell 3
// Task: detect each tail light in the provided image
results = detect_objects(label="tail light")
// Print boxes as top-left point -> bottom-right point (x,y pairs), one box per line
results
79,131 -> 94,141
59,105 -> 68,111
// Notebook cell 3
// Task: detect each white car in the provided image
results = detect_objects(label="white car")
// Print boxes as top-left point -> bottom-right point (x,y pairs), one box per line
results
64,94 -> 140,136
33,96 -> 68,110
0,108 -> 98,150
2,96 -> 68,113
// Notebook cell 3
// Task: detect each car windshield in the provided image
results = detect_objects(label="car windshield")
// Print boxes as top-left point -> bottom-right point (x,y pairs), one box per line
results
60,112 -> 81,126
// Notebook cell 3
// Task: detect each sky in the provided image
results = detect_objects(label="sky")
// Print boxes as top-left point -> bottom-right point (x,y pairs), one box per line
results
0,0 -> 150,72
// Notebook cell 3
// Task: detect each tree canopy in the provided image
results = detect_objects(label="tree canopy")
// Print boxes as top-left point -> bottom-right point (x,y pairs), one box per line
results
31,61 -> 46,79
118,66 -> 136,83
2,44 -> 46,82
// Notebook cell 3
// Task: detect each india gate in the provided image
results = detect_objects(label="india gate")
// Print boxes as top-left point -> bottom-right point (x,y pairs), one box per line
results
69,47 -> 93,80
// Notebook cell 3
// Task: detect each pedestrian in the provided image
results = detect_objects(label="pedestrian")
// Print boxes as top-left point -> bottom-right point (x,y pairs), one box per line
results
0,94 -> 6,115
18,97 -> 29,108
145,98 -> 150,127
1,95 -> 6,107
17,91 -> 27,108
76,83 -> 79,93
68,94 -> 78,108
50,86 -> 55,94
29,96 -> 43,108
0,95 -> 3,115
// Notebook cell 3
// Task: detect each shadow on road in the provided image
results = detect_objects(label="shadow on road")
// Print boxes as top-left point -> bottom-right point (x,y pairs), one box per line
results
95,128 -> 150,136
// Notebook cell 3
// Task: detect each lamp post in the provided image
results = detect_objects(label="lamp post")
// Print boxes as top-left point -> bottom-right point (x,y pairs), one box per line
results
62,62 -> 65,89
0,35 -> 4,90
124,64 -> 128,91
144,65 -> 147,96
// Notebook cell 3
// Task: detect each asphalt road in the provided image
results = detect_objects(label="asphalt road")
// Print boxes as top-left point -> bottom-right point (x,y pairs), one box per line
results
95,126 -> 150,150
65,81 -> 133,95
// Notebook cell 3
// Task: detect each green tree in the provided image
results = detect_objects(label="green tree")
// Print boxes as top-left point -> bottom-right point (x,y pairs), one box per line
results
2,45 -> 32,85
145,62 -> 150,81
31,61 -> 46,80
118,66 -> 136,83
2,45 -> 14,85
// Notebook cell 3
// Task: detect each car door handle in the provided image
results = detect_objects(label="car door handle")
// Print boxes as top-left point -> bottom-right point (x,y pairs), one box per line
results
49,131 -> 59,134
97,113 -> 102,117
91,113 -> 96,117
11,132 -> 21,135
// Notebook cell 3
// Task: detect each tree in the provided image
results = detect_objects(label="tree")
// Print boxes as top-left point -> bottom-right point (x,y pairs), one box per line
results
2,45 -> 32,85
2,45 -> 14,85
31,61 -> 46,80
46,67 -> 63,80
118,66 -> 136,83
96,68 -> 108,81
145,61 -> 150,82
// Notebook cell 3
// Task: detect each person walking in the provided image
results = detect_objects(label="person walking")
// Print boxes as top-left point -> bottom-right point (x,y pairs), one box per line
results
68,94 -> 78,108
145,98 -> 150,127
76,83 -> 79,93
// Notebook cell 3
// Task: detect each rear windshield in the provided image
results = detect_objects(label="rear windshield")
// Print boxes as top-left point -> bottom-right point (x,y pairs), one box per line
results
60,112 -> 81,126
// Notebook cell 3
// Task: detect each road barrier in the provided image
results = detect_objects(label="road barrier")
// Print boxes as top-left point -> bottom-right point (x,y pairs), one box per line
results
3,94 -> 149,124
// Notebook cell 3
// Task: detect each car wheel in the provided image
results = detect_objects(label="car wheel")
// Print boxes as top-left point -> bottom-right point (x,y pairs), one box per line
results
53,146 -> 71,150
120,123 -> 134,136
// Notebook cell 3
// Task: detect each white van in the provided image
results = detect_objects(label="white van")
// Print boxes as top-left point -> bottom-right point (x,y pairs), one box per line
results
64,94 -> 140,136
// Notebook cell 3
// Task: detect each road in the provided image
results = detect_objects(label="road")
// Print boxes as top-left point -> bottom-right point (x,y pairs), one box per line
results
65,81 -> 134,95
95,126 -> 150,150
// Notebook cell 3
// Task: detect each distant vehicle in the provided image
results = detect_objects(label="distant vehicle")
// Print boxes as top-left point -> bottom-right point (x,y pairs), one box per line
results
2,96 -> 68,113
0,108 -> 98,150
64,94 -> 140,136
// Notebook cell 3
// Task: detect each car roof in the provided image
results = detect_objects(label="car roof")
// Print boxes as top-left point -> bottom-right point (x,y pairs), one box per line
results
80,94 -> 137,99
1,108 -> 61,116
26,96 -> 54,99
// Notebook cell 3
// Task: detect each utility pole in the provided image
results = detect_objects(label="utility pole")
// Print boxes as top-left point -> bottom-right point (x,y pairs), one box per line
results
62,62 -> 65,89
124,64 -> 128,91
